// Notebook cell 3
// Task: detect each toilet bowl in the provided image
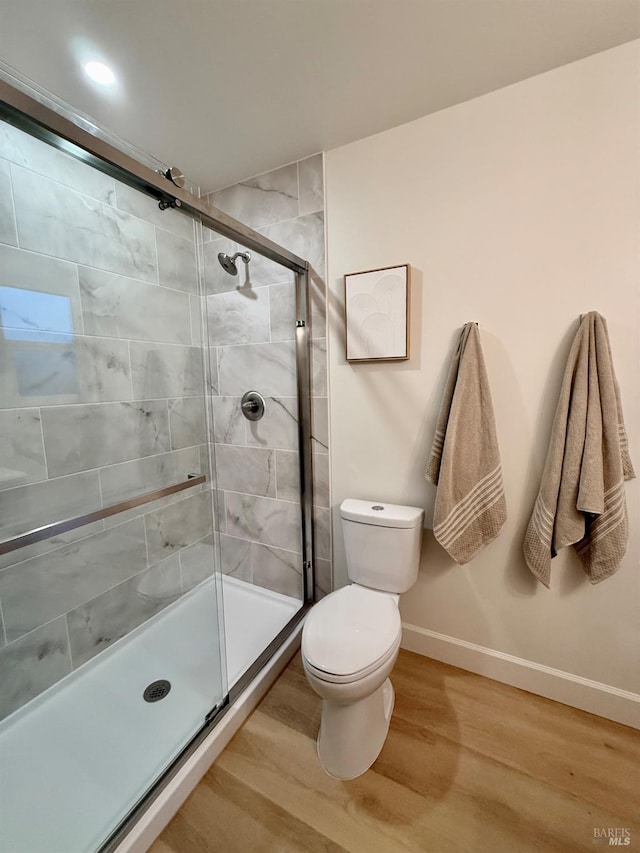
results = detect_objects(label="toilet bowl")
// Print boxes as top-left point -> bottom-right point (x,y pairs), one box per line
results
302,499 -> 424,780
302,584 -> 401,779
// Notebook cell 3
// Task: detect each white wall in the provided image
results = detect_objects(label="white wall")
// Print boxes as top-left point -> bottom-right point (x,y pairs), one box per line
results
325,43 -> 639,715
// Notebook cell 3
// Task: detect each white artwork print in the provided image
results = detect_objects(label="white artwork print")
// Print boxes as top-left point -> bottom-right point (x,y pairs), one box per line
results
346,267 -> 407,360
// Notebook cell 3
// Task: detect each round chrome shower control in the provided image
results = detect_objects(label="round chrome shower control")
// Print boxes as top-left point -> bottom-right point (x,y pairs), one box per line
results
241,391 -> 265,421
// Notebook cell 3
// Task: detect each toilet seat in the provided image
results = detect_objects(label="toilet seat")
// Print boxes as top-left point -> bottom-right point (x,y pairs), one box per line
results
302,585 -> 401,682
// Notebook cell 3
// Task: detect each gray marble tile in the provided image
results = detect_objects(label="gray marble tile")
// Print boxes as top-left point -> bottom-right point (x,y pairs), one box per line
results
313,506 -> 331,561
309,271 -> 327,338
212,396 -> 246,445
102,489 -> 196,531
67,555 -> 181,668
190,295 -> 203,346
251,543 -> 303,600
208,346 -> 219,396
0,521 -> 106,574
236,244 -> 293,291
225,492 -> 302,553
180,535 -> 217,592
298,154 -> 324,217
314,557 -> 332,596
269,282 -> 296,342
0,159 -> 17,246
206,288 -> 270,347
169,396 -> 207,449
311,337 -> 328,396
79,267 -> 191,345
215,445 -> 275,497
312,452 -> 330,508
311,397 -> 328,453
0,122 -> 116,205
0,243 -> 83,334
203,236 -> 239,295
215,489 -> 226,534
0,617 -> 71,721
115,182 -> 195,241
41,400 -> 170,478
0,470 -> 102,542
99,446 -> 202,506
246,396 -> 298,451
0,336 -> 134,409
275,450 -> 299,503
219,533 -> 252,581
12,166 -> 158,282
218,342 -> 296,396
130,342 -> 204,399
200,444 -> 213,483
248,213 -> 325,286
209,163 -> 299,230
0,409 -> 46,490
157,228 -> 198,294
145,490 -> 213,565
0,519 -> 147,641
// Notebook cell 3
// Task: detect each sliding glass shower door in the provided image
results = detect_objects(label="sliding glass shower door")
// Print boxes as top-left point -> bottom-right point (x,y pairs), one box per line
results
0,114 -> 226,852
203,225 -> 310,690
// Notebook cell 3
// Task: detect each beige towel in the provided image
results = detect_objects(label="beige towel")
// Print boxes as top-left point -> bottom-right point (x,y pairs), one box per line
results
426,323 -> 506,563
524,312 -> 635,587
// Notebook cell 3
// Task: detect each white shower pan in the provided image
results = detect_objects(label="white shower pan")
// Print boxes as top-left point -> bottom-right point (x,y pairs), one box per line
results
0,575 -> 299,853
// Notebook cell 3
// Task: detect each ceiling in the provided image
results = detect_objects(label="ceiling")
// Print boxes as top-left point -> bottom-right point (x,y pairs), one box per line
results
0,0 -> 638,192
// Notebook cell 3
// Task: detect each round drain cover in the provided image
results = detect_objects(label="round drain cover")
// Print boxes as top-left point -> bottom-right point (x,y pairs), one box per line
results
143,679 -> 171,703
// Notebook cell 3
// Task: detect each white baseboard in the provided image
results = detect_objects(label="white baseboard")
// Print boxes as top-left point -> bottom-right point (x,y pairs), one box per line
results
401,622 -> 640,730
115,624 -> 303,853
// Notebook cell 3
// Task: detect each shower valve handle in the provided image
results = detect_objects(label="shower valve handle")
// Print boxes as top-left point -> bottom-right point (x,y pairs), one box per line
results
240,391 -> 265,421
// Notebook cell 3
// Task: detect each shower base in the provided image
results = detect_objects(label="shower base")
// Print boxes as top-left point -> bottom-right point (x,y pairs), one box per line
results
0,575 -> 300,853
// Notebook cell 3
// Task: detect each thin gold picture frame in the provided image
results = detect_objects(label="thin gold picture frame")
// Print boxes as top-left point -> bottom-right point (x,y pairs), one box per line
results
344,264 -> 411,362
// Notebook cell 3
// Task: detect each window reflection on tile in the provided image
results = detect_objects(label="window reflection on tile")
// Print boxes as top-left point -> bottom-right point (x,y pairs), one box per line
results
0,286 -> 74,341
0,284 -> 80,402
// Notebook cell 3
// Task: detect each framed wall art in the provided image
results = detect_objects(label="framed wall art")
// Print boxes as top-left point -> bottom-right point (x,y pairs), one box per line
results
344,264 -> 410,362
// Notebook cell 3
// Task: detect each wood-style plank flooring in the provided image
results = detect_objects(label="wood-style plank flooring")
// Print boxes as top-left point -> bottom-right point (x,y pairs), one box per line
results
152,650 -> 640,852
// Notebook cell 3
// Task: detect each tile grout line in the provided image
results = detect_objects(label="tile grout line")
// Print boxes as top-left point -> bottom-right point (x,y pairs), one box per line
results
63,611 -> 74,671
36,405 -> 50,482
152,222 -> 161,285
0,593 -> 8,647
7,160 -> 19,248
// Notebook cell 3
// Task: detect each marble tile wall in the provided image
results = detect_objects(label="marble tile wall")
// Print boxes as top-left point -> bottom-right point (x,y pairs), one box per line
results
0,120 -> 216,722
203,154 -> 332,602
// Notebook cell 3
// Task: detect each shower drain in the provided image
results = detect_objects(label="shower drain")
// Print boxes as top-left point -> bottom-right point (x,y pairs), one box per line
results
143,679 -> 172,703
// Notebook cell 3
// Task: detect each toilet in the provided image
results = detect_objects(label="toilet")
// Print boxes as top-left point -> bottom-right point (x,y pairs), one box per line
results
302,498 -> 424,780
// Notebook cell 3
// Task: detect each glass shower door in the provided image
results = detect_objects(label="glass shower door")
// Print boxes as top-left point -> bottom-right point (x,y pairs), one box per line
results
203,223 -> 311,688
0,114 -> 226,852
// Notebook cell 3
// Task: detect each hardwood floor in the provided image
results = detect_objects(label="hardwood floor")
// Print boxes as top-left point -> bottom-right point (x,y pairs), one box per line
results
152,650 -> 640,852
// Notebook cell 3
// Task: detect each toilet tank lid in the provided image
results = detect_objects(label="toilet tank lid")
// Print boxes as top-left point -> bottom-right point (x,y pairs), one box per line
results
340,499 -> 424,529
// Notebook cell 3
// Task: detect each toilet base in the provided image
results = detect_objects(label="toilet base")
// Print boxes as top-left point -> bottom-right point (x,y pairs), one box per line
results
317,678 -> 395,780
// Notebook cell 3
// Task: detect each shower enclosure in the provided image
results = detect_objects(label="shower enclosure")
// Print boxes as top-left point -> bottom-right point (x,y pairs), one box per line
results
0,72 -> 314,853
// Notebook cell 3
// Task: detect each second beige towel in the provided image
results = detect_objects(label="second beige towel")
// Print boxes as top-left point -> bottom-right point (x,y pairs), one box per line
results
524,312 -> 635,586
426,323 -> 506,563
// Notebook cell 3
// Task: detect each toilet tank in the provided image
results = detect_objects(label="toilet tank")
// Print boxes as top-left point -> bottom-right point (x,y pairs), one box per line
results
340,499 -> 425,593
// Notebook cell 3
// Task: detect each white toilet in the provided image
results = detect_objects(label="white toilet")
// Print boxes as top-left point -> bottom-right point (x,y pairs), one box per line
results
302,498 -> 424,780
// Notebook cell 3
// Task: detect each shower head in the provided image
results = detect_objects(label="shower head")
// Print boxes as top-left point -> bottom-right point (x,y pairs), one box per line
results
218,251 -> 251,276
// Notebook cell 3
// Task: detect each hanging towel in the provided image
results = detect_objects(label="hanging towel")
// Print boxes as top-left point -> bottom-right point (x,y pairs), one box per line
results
425,323 -> 506,564
524,312 -> 635,587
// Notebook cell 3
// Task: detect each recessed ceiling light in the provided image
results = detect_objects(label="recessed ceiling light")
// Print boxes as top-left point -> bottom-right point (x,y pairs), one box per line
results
83,61 -> 116,86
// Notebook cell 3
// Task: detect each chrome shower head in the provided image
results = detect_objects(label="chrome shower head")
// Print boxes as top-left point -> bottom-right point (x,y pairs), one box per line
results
217,251 -> 251,276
